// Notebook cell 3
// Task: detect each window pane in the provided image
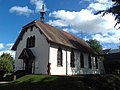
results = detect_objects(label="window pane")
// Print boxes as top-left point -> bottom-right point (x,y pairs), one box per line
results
57,47 -> 62,66
80,53 -> 84,68
70,50 -> 75,67
32,36 -> 35,47
88,54 -> 92,69
26,37 -> 29,48
29,37 -> 32,48
95,57 -> 98,69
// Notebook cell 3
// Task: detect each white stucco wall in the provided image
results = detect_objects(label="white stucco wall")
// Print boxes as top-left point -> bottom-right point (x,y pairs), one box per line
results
49,44 -> 102,75
49,45 -> 67,75
14,26 -> 50,74
32,27 -> 50,74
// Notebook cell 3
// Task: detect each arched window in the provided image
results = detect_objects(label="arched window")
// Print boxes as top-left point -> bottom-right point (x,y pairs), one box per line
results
29,36 -> 33,48
88,54 -> 92,68
26,37 -> 30,48
80,53 -> 84,68
70,50 -> 75,67
26,36 -> 36,48
95,57 -> 98,69
57,47 -> 62,66
32,35 -> 35,47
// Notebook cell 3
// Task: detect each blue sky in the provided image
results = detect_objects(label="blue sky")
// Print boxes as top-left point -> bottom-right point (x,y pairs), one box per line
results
0,0 -> 120,56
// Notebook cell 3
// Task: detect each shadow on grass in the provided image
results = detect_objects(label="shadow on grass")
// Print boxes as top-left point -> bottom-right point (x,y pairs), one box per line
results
82,74 -> 120,90
0,74 -> 120,90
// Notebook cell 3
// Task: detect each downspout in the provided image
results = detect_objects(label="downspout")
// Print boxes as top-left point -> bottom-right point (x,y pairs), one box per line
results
33,59 -> 35,74
66,47 -> 71,76
23,60 -> 24,70
66,50 -> 68,76
47,44 -> 50,75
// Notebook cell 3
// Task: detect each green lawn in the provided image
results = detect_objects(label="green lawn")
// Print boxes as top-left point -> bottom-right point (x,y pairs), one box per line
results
0,74 -> 120,90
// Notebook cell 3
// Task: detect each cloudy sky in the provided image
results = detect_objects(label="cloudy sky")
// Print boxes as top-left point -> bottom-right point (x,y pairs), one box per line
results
0,0 -> 120,57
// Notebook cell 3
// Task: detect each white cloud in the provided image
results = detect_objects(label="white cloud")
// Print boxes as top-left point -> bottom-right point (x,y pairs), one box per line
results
92,34 -> 117,43
48,20 -> 68,27
30,0 -> 47,13
0,43 -> 15,58
48,9 -> 116,34
6,43 -> 14,49
49,10 -> 76,20
95,0 -> 112,3
0,43 -> 4,50
9,6 -> 33,17
88,0 -> 113,12
6,43 -> 13,47
92,29 -> 120,43
63,28 -> 79,34
48,0 -> 120,49
88,3 -> 108,11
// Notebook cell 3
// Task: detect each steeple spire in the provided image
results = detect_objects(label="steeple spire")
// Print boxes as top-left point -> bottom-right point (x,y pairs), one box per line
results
40,0 -> 45,22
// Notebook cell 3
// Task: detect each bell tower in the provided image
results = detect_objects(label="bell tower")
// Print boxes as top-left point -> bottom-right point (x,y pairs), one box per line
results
40,0 -> 45,22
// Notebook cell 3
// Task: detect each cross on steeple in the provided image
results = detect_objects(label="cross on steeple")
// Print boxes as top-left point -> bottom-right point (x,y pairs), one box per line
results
40,0 -> 45,22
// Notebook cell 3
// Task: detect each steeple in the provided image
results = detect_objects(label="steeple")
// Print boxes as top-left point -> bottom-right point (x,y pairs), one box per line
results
40,0 -> 45,22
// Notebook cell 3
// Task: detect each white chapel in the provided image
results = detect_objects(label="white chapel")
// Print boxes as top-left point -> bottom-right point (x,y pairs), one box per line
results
11,1 -> 104,75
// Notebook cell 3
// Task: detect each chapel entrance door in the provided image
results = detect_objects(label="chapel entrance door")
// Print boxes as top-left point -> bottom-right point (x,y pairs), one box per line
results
18,48 -> 35,74
24,59 -> 33,74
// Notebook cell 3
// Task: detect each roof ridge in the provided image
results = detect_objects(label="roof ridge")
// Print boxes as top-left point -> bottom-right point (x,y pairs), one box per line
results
12,20 -> 95,54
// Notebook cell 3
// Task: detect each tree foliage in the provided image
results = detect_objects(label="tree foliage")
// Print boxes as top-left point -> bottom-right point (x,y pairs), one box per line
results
95,0 -> 120,29
0,53 -> 13,73
86,39 -> 103,54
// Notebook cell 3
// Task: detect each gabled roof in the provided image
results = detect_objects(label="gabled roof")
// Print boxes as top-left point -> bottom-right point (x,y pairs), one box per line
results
18,48 -> 35,59
12,20 -> 95,54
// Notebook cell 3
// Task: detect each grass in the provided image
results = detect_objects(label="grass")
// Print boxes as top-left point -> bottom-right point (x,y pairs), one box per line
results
0,74 -> 120,90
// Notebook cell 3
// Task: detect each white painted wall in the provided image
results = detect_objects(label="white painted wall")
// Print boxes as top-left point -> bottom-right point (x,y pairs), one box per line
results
49,45 -> 67,75
14,26 -> 50,74
32,27 -> 50,74
49,44 -> 103,75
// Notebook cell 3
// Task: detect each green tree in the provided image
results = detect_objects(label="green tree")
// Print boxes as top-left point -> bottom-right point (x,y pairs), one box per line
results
96,0 -> 120,29
86,39 -> 103,54
1,53 -> 13,61
0,53 -> 13,73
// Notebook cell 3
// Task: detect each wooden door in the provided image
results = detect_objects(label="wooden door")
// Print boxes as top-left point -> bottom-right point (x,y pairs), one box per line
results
24,59 -> 33,74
